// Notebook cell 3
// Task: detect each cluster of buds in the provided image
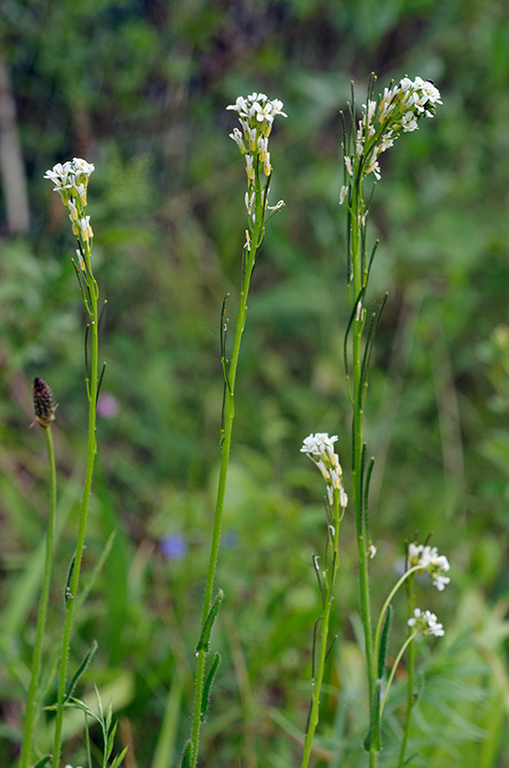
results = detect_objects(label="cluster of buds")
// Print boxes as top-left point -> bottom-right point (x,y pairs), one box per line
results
407,542 -> 451,591
226,92 -> 286,218
341,75 -> 442,200
33,377 -> 57,429
43,158 -> 95,267
301,432 -> 348,510
408,608 -> 445,637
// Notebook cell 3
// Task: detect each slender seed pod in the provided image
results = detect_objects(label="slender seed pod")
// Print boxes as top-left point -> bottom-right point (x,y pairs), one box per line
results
33,377 -> 57,428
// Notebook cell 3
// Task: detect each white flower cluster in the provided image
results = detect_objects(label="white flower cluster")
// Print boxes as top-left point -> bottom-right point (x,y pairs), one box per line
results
408,608 -> 445,637
408,542 -> 451,591
340,76 -> 442,198
44,158 -> 95,253
226,92 -> 286,211
301,433 -> 348,509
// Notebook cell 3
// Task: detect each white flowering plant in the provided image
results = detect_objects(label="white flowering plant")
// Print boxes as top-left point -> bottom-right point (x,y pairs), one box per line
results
18,159 -> 125,768
298,74 -> 446,768
181,92 -> 286,768
19,76 -> 448,768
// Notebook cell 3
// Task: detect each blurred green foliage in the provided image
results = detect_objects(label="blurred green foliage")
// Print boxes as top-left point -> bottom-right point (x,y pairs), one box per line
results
1,0 -> 509,766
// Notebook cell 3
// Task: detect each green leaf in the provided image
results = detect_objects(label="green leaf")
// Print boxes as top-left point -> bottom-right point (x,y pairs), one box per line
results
363,679 -> 382,752
196,590 -> 223,653
378,604 -> 392,678
200,652 -> 221,722
109,745 -> 129,768
180,740 -> 193,768
34,756 -> 52,768
63,639 -> 98,704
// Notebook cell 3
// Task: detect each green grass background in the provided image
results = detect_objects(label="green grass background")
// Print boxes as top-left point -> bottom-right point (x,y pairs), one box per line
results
1,0 -> 509,765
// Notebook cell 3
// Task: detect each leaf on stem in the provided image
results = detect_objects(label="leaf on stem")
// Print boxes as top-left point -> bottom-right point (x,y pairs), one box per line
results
363,678 -> 382,752
64,554 -> 76,606
200,652 -> 221,722
34,757 -> 52,768
63,639 -> 98,704
378,604 -> 392,678
360,292 -> 388,398
180,740 -> 193,768
312,555 -> 325,609
311,616 -> 322,681
196,589 -> 224,653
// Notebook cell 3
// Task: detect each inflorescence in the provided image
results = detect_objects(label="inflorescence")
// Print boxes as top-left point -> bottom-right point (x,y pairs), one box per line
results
301,432 -> 348,509
407,542 -> 451,591
43,158 -> 95,267
408,608 -> 445,637
227,92 -> 286,218
341,75 -> 442,202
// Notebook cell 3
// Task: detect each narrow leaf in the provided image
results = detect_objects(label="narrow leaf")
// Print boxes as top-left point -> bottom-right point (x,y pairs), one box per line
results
363,678 -> 382,752
63,640 -> 98,704
34,756 -> 52,768
200,652 -> 221,722
196,589 -> 223,653
180,740 -> 193,768
378,605 -> 392,678
64,553 -> 76,606
109,746 -> 129,768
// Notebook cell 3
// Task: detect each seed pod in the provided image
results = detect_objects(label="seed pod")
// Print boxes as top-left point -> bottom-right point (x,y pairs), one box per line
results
33,377 -> 57,428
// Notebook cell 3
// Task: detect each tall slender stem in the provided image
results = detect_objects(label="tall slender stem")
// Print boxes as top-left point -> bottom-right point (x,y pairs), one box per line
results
301,498 -> 341,768
351,195 -> 376,700
19,425 -> 57,768
398,576 -> 416,767
52,273 -> 99,768
189,213 -> 262,768
349,184 -> 377,766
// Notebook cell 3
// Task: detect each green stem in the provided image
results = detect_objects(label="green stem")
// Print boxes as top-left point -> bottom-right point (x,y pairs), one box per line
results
373,565 -> 421,663
350,181 -> 377,765
52,273 -> 99,768
398,577 -> 416,767
19,425 -> 57,768
380,632 -> 418,715
301,499 -> 341,768
189,203 -> 262,768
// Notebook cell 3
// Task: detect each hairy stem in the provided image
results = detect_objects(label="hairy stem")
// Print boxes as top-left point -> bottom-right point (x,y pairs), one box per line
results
19,425 -> 57,768
189,200 -> 263,768
52,271 -> 99,768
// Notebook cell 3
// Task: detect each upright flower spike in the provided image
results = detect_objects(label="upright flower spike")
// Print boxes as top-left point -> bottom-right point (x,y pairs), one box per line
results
300,431 -> 347,768
340,75 -> 442,201
301,432 -> 348,508
226,92 -> 286,222
44,158 -> 95,256
42,157 -> 99,768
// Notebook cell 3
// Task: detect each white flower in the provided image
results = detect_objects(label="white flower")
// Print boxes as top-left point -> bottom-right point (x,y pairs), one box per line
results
301,432 -> 338,459
71,157 -> 95,177
75,215 -> 93,242
401,111 -> 418,132
301,433 -> 347,508
344,156 -> 353,177
245,154 -> 254,180
339,184 -> 349,205
408,543 -> 451,591
227,93 -> 286,190
229,127 -> 246,152
408,608 -> 445,637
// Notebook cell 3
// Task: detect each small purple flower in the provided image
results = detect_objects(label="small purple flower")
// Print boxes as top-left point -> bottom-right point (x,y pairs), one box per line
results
160,533 -> 188,561
97,392 -> 120,419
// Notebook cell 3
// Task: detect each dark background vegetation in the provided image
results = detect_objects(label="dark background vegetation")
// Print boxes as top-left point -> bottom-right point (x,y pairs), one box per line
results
1,0 -> 509,766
